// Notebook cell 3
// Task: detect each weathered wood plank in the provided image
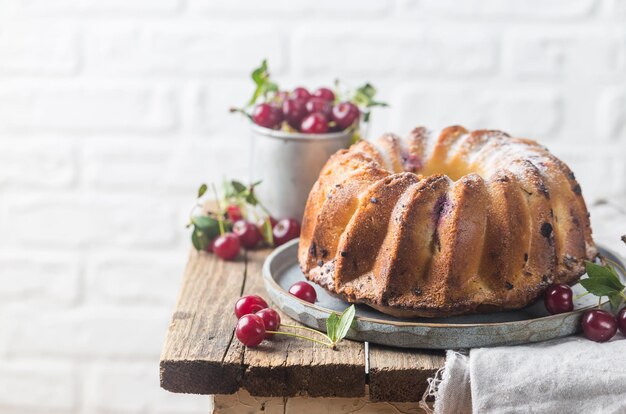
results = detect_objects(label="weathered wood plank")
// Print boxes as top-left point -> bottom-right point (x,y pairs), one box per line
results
368,345 -> 445,402
236,249 -> 367,398
160,249 -> 247,394
214,388 -> 428,413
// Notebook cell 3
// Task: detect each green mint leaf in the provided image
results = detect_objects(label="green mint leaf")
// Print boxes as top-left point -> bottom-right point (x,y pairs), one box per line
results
585,261 -> 625,291
326,313 -> 340,343
191,216 -> 220,240
250,180 -> 262,187
231,180 -> 247,194
335,305 -> 356,343
197,183 -> 208,199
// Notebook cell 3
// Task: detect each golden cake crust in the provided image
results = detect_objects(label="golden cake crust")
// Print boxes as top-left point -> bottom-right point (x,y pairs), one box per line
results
298,126 -> 598,318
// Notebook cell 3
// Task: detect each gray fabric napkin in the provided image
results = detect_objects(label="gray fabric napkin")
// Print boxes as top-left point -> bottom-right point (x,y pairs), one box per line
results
434,336 -> 626,414
430,199 -> 626,414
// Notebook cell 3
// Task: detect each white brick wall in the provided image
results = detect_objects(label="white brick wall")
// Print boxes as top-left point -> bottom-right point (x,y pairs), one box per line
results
0,1 -> 625,413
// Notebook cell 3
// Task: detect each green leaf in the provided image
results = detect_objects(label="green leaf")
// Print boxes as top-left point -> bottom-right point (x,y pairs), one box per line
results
608,292 -> 625,313
245,191 -> 258,206
191,216 -> 220,240
231,180 -> 247,194
352,83 -> 388,109
247,59 -> 279,107
326,313 -> 340,343
197,183 -> 208,199
251,59 -> 268,85
335,305 -> 356,343
579,277 -> 621,297
191,226 -> 210,251
585,261 -> 625,291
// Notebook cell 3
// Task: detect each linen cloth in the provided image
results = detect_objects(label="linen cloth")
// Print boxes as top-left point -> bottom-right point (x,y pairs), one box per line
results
434,336 -> 626,414
431,199 -> 626,414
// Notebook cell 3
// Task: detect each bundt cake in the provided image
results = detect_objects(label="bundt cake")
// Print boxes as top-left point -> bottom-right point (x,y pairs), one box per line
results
298,126 -> 598,318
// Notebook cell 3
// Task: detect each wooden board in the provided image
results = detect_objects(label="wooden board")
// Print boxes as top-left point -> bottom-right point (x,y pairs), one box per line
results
159,249 -> 247,394
368,345 -> 444,402
160,247 -> 445,400
214,388 -> 429,413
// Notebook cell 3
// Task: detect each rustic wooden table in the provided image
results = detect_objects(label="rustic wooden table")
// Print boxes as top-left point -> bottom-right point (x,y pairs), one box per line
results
160,248 -> 445,413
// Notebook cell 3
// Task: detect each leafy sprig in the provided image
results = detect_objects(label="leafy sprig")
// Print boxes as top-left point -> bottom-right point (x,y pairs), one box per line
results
223,179 -> 274,245
188,180 -> 276,251
325,305 -> 356,348
279,305 -> 356,350
189,183 -> 220,251
351,83 -> 388,123
579,260 -> 626,312
247,59 -> 279,107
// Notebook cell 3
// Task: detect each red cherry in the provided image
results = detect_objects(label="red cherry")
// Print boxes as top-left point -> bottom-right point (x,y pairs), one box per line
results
235,314 -> 266,347
226,204 -> 243,222
300,113 -> 329,134
282,98 -> 308,130
312,87 -> 335,102
206,238 -> 216,253
305,97 -> 332,117
256,308 -> 281,338
213,233 -> 240,260
581,309 -> 617,342
617,307 -> 626,336
233,220 -> 262,249
291,87 -> 311,100
544,284 -> 573,314
331,102 -> 360,130
252,103 -> 283,129
235,294 -> 269,318
273,218 -> 301,246
288,281 -> 317,303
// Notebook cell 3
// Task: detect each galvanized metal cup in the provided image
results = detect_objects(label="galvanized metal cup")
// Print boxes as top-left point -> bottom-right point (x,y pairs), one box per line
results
249,124 -> 354,221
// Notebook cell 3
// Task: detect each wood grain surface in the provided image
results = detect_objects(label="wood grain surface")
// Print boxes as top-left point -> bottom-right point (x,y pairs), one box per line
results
368,345 -> 445,402
160,247 -> 444,400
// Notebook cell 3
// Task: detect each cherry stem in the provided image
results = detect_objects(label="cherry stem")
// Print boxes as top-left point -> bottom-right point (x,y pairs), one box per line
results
266,330 -> 332,348
573,291 -> 590,301
211,183 -> 225,235
281,323 -> 330,340
188,202 -> 202,223
264,217 -> 274,246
